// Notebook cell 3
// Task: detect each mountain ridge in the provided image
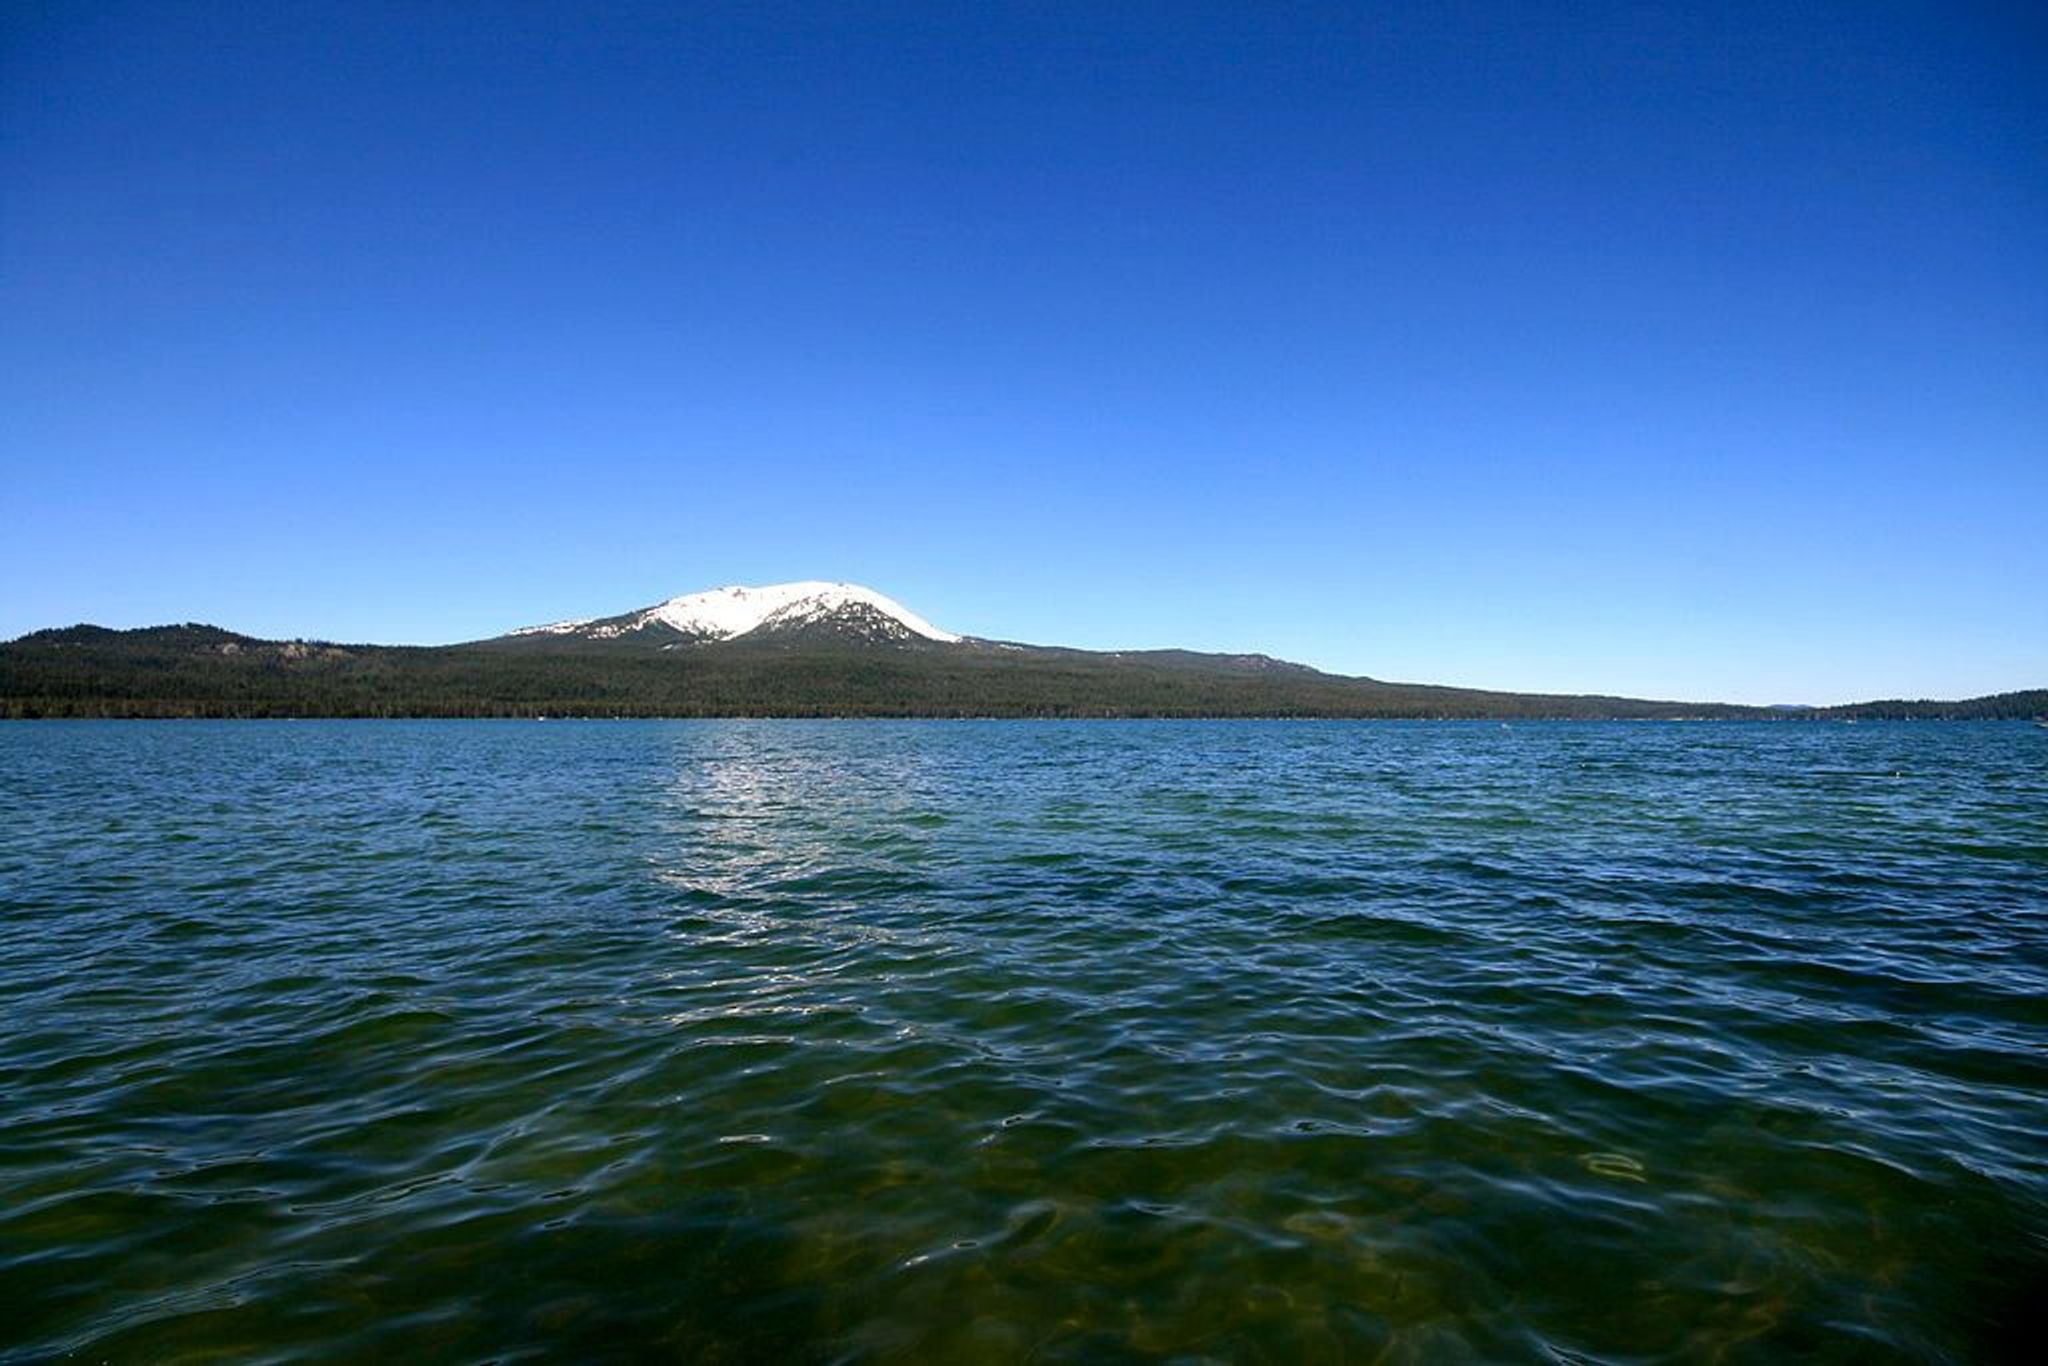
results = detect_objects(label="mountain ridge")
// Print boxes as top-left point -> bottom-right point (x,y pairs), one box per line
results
2,585 -> 2042,720
503,581 -> 959,648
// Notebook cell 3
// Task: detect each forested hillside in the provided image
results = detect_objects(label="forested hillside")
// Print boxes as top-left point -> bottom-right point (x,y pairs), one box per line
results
0,624 -> 1791,719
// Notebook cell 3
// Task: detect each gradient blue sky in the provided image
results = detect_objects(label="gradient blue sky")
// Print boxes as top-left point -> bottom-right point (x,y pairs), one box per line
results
4,2 -> 2043,703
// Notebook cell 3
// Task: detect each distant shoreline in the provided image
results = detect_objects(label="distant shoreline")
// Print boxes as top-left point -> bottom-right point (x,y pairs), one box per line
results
5,623 -> 2040,722
5,713 -> 2039,725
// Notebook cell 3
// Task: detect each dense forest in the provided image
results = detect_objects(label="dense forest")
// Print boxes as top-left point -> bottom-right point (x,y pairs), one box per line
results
1820,690 -> 2048,720
1,624 -> 2040,721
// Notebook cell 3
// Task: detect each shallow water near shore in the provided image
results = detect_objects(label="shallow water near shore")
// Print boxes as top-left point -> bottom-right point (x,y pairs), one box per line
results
2,719 -> 2044,1362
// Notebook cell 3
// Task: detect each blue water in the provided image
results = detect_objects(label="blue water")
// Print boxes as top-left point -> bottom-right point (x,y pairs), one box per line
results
2,720 -> 2044,1361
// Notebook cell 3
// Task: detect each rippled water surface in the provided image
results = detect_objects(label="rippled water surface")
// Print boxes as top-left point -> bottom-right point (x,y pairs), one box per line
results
3,720 -> 2044,1362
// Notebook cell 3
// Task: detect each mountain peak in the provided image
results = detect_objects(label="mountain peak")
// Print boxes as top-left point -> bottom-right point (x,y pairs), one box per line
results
509,581 -> 960,646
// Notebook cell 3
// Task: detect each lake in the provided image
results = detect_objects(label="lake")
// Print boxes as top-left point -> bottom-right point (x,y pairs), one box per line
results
2,720 -> 2043,1361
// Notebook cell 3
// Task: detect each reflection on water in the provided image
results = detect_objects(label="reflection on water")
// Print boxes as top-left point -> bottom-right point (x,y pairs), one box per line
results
0,719 -> 2043,1361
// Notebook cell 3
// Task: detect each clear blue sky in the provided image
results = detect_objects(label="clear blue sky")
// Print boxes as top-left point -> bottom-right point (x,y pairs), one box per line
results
4,2 -> 2043,704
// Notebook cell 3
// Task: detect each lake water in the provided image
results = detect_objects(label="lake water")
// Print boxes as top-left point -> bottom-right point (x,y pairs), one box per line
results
2,720 -> 2043,1362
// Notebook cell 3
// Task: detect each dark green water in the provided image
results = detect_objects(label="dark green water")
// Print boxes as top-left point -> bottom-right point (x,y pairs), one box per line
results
2,721 -> 2043,1363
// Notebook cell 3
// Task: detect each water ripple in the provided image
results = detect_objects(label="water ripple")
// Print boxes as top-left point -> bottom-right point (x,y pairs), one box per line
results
1,719 -> 2044,1361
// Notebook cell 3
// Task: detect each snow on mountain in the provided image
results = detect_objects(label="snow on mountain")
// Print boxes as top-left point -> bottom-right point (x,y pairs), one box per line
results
509,582 -> 960,645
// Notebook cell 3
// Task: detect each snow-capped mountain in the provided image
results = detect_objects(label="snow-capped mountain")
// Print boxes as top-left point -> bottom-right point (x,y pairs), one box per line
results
506,582 -> 961,648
